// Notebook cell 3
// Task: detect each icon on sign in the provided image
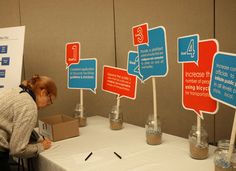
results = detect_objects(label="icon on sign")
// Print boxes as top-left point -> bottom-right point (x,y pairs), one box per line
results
132,23 -> 149,46
1,57 -> 10,65
0,45 -> 8,54
0,69 -> 6,78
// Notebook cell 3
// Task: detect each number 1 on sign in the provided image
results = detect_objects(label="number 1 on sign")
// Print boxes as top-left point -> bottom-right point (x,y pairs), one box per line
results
72,45 -> 78,59
187,39 -> 195,58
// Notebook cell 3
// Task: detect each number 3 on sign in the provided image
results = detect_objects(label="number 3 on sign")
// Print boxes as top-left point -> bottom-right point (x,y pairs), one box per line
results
187,39 -> 195,58
135,27 -> 144,43
132,23 -> 148,46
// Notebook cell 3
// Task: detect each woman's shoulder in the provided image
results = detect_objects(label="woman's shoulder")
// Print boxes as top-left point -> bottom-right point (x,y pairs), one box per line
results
0,87 -> 21,101
6,87 -> 37,109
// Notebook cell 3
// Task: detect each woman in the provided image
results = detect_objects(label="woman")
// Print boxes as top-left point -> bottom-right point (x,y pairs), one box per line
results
0,75 -> 57,171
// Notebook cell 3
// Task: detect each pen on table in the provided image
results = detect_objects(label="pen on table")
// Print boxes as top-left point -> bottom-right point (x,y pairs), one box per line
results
85,152 -> 93,161
114,152 -> 122,159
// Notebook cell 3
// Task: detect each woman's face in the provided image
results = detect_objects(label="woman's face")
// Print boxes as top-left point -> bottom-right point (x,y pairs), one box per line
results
36,89 -> 54,109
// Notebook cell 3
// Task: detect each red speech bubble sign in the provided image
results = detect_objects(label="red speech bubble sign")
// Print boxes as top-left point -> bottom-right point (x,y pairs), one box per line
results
132,23 -> 149,46
183,39 -> 218,118
65,42 -> 80,68
102,66 -> 137,99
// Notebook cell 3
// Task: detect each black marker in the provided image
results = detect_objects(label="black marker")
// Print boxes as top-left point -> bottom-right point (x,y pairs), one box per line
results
85,152 -> 93,161
114,152 -> 122,159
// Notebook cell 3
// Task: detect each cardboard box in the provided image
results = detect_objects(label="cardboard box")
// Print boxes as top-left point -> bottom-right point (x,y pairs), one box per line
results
38,114 -> 79,141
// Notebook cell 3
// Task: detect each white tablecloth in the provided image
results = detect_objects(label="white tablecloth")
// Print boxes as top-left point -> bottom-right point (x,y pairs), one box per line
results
36,116 -> 215,171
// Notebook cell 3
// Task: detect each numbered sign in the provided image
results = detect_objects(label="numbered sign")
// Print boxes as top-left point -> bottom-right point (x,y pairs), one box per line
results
183,40 -> 218,118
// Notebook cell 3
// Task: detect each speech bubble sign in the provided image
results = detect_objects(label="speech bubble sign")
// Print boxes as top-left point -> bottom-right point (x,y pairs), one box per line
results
68,58 -> 97,93
210,52 -> 236,108
183,39 -> 218,118
102,65 -> 137,99
65,42 -> 80,68
178,34 -> 199,64
132,23 -> 149,46
127,51 -> 143,81
138,26 -> 168,82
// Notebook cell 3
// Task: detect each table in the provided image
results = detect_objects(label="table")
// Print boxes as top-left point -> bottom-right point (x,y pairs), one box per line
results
36,116 -> 215,171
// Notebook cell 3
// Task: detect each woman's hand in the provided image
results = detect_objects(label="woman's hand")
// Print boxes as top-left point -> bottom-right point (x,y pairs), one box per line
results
41,138 -> 52,150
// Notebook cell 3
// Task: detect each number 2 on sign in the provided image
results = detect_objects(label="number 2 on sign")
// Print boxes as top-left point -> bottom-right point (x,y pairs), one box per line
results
135,27 -> 144,43
187,39 -> 195,58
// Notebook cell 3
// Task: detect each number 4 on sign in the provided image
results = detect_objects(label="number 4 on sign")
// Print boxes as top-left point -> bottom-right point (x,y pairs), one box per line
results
187,39 -> 195,58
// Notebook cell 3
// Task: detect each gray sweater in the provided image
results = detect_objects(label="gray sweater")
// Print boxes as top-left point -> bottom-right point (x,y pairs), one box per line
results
0,87 -> 44,158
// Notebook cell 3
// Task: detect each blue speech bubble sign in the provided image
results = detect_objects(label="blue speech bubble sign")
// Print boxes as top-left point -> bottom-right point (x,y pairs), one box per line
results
137,26 -> 168,81
127,51 -> 143,81
210,52 -> 236,108
178,34 -> 199,64
68,58 -> 97,93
